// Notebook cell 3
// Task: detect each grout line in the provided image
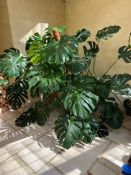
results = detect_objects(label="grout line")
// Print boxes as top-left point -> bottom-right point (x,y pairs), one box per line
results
50,163 -> 65,175
0,128 -> 51,164
97,159 -> 119,174
101,140 -> 112,154
0,153 -> 36,173
0,138 -> 33,164
34,152 -> 63,174
87,140 -> 112,173
15,154 -> 36,174
106,138 -> 131,152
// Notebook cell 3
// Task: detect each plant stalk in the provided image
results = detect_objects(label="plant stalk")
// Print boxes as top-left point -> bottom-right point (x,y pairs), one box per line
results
103,59 -> 119,75
22,62 -> 32,79
93,57 -> 96,75
128,33 -> 131,47
111,91 -> 123,106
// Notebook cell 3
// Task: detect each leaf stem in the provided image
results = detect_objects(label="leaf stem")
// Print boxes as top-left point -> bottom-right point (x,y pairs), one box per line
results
103,59 -> 119,75
128,33 -> 131,47
88,69 -> 95,77
111,91 -> 123,106
93,57 -> 96,75
22,62 -> 32,79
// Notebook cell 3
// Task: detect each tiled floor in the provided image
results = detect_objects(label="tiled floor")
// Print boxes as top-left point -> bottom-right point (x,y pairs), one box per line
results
0,107 -> 131,175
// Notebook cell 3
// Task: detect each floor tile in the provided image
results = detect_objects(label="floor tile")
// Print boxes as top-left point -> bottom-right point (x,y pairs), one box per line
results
99,142 -> 130,174
17,132 -> 60,172
0,110 -> 21,122
37,164 -> 62,175
0,155 -> 34,175
0,124 -> 34,163
50,138 -> 110,175
107,127 -> 131,150
90,162 -> 117,175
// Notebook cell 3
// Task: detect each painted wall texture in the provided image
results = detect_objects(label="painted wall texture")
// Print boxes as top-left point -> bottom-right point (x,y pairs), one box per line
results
65,0 -> 131,76
1,0 -> 65,52
0,0 -> 13,51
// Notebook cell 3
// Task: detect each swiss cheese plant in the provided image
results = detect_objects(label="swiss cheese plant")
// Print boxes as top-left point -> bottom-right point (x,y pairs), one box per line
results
0,26 -> 131,149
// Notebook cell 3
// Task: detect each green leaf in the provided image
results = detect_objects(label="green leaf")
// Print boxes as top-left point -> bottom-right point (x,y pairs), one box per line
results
68,58 -> 88,75
0,48 -> 27,77
83,41 -> 99,60
63,90 -> 99,118
27,40 -> 45,64
97,122 -> 109,138
75,29 -> 91,43
7,79 -> 29,110
118,46 -> 131,63
42,35 -> 78,64
15,98 -> 49,127
100,100 -> 124,129
54,114 -> 82,149
51,96 -> 62,108
34,99 -> 49,126
26,33 -> 42,51
96,25 -> 121,42
97,75 -> 111,98
81,121 -> 98,143
28,64 -> 65,95
110,74 -> 131,96
0,79 -> 9,86
26,32 -> 52,52
71,76 -> 97,93
15,108 -> 36,127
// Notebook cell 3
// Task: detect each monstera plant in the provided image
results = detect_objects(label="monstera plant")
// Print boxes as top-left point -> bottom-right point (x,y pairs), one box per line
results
0,25 -> 131,149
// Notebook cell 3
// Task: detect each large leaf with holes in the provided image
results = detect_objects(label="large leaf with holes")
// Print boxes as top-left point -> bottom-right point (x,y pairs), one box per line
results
33,98 -> 49,126
96,25 -> 121,42
81,121 -> 98,143
28,64 -> 65,95
15,98 -> 49,127
41,35 -> 78,64
26,32 -> 52,52
110,74 -> 131,96
68,58 -> 88,75
83,41 -> 99,60
100,100 -> 124,129
26,33 -> 43,51
118,46 -> 131,63
15,108 -> 36,127
71,76 -> 97,93
75,29 -> 91,43
97,75 -> 111,98
7,79 -> 29,110
29,75 -> 65,94
27,40 -> 45,64
0,48 -> 27,77
54,114 -> 82,149
63,90 -> 99,119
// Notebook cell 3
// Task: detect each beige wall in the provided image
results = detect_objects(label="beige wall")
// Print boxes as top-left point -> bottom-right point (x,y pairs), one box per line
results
0,0 -> 13,51
65,0 -> 131,76
0,0 -> 131,76
6,0 -> 65,52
